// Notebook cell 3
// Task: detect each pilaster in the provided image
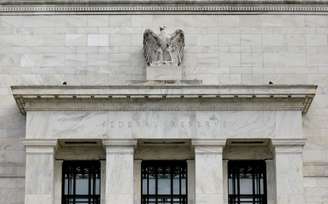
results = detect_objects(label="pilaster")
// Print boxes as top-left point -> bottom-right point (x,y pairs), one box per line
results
192,139 -> 226,204
272,139 -> 306,204
134,160 -> 142,204
100,160 -> 106,204
23,139 -> 57,204
54,160 -> 63,204
103,139 -> 137,204
187,160 -> 195,204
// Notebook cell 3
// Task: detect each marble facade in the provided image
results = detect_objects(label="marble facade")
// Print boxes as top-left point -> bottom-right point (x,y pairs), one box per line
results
16,84 -> 316,204
0,1 -> 327,204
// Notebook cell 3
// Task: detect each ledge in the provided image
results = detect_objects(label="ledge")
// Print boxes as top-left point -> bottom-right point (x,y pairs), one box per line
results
1,0 -> 328,15
11,84 -> 317,115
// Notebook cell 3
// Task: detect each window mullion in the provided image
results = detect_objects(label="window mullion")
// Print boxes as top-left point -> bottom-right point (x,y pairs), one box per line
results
171,164 -> 173,204
252,169 -> 255,204
73,167 -> 76,204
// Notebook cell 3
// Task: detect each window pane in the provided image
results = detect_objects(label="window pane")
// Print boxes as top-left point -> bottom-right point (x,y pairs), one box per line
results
64,176 -> 69,194
228,177 -> 234,194
75,173 -> 89,195
173,174 -> 180,195
149,177 -> 156,194
158,166 -> 171,195
239,173 -> 253,194
181,178 -> 186,195
95,176 -> 100,194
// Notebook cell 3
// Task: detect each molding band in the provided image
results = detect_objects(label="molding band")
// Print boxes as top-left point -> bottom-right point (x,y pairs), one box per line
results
1,2 -> 328,15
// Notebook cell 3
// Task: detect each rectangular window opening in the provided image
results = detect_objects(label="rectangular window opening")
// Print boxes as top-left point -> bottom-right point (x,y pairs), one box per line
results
141,160 -> 188,204
228,160 -> 267,204
62,160 -> 101,204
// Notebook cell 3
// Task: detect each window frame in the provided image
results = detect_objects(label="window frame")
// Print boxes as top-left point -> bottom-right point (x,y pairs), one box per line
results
62,160 -> 101,204
228,160 -> 267,204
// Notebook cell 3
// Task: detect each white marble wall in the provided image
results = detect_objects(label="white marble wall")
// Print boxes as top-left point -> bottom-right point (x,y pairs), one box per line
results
0,14 -> 327,204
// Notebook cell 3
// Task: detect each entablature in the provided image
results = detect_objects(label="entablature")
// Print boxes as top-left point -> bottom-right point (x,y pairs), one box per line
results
12,84 -> 317,115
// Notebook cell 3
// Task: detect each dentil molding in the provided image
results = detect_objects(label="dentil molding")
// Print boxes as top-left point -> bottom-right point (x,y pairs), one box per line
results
1,0 -> 328,15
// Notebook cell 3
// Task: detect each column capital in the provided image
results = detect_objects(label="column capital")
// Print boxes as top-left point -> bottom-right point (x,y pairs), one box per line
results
23,139 -> 58,147
192,139 -> 226,146
192,139 -> 226,154
271,138 -> 306,146
23,139 -> 57,154
102,139 -> 137,147
272,138 -> 306,154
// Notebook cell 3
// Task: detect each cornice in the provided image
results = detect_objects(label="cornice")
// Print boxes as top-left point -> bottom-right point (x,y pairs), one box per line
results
11,84 -> 317,114
1,1 -> 328,15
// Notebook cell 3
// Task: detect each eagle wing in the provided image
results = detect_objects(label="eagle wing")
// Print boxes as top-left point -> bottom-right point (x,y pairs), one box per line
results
169,29 -> 185,66
143,29 -> 161,66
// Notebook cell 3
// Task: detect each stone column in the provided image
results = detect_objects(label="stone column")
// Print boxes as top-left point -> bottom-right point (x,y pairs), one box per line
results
187,160 -> 195,204
54,160 -> 63,204
103,139 -> 137,204
272,139 -> 306,204
134,160 -> 142,204
266,160 -> 276,204
192,139 -> 226,204
24,139 -> 57,204
100,160 -> 106,204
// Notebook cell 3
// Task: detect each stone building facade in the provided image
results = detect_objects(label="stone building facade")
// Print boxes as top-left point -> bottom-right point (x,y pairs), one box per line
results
0,1 -> 327,204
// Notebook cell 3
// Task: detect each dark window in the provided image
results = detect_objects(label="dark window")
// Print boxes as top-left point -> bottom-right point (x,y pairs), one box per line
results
228,160 -> 267,204
141,160 -> 187,204
62,161 -> 101,204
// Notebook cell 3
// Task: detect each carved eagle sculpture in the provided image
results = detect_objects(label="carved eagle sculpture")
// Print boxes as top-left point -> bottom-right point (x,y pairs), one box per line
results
143,26 -> 185,66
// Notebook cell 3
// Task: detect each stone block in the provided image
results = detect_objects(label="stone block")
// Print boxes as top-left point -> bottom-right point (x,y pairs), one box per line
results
87,34 -> 109,47
263,34 -> 285,46
87,16 -> 109,27
65,34 -> 86,46
146,64 -> 182,81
